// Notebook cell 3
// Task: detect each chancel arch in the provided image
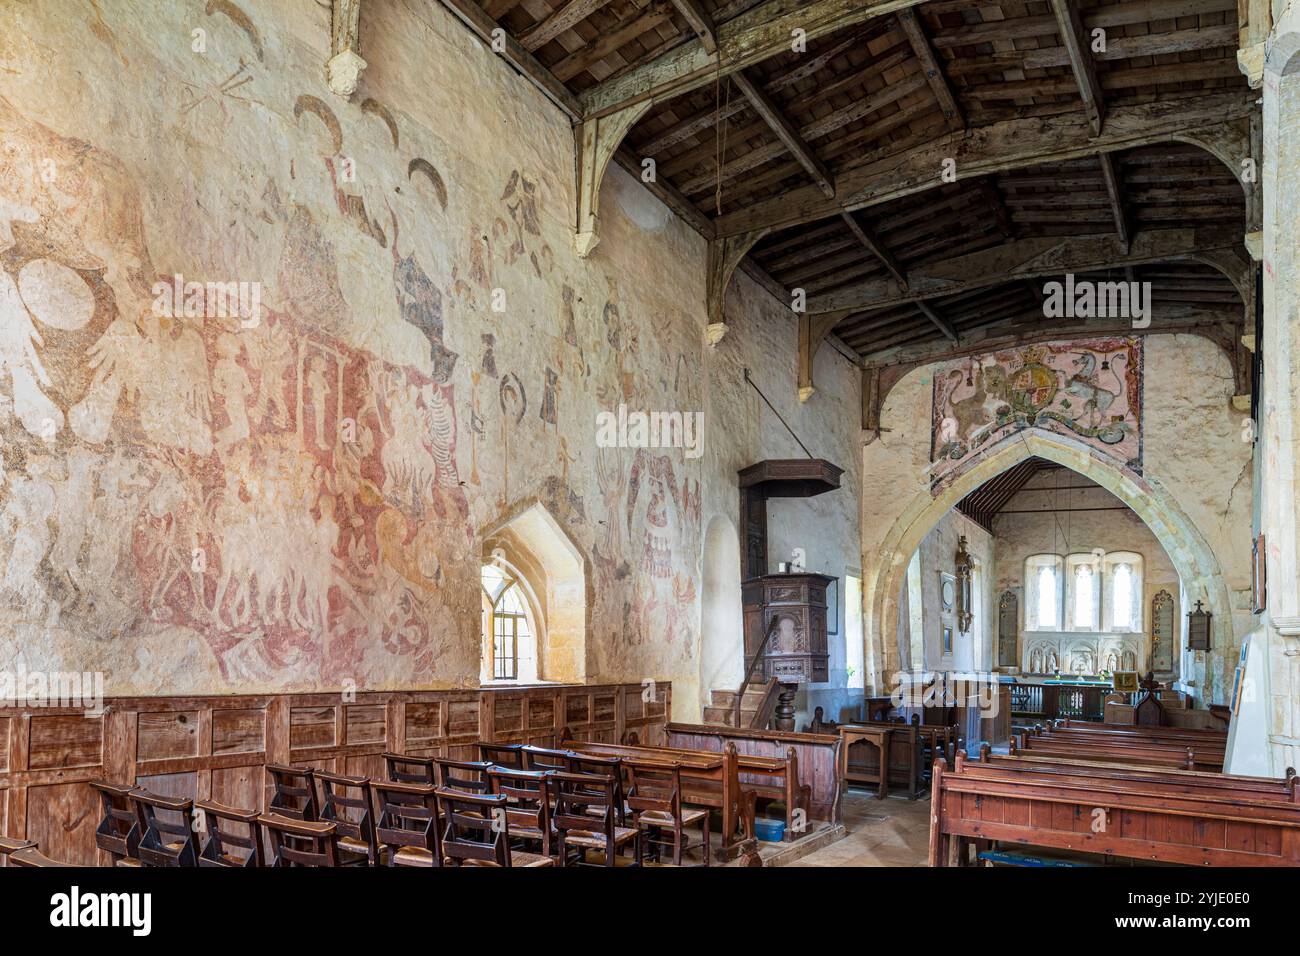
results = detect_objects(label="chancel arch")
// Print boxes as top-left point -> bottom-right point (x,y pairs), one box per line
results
866,429 -> 1234,701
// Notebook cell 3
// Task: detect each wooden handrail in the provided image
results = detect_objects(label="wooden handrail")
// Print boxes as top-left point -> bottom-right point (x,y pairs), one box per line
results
735,617 -> 781,727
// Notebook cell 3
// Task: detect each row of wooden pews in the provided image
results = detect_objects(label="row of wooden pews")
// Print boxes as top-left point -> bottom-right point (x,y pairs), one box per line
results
1013,719 -> 1226,771
930,719 -> 1300,866
4,730 -> 830,867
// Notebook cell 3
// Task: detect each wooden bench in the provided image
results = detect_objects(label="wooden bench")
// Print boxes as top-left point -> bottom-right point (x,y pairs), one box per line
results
1015,726 -> 1223,771
930,751 -> 1300,866
554,738 -> 772,860
665,722 -> 840,825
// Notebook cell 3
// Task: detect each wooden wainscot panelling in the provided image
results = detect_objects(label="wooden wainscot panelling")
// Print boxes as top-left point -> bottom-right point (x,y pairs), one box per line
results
0,681 -> 668,862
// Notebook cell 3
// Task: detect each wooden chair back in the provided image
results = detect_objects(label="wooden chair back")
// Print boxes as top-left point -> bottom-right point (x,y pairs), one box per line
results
487,766 -> 555,853
478,742 -> 524,768
553,771 -> 619,840
433,757 -> 492,793
383,752 -> 437,784
259,814 -> 340,867
567,753 -> 627,824
194,800 -> 264,868
371,780 -> 442,867
88,779 -> 141,863
266,764 -> 318,820
523,745 -> 573,772
317,771 -> 378,865
625,760 -> 683,820
435,789 -> 510,866
131,789 -> 199,867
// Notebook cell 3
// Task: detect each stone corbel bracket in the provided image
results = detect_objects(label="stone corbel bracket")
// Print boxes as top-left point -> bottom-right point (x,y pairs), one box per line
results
328,0 -> 366,99
574,102 -> 652,257
705,228 -> 770,346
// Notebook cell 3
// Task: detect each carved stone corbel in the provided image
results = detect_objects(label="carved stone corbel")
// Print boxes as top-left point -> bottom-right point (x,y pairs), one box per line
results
574,102 -> 652,257
705,228 -> 770,346
798,311 -> 850,402
328,0 -> 366,99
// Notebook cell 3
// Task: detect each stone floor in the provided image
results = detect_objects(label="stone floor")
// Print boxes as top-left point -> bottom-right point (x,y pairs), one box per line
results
788,787 -> 931,867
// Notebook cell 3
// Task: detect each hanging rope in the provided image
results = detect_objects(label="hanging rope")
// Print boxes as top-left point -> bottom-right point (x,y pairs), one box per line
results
714,51 -> 732,217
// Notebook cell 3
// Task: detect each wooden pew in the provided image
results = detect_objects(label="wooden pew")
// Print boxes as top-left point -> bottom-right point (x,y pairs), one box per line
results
1040,728 -> 1227,768
665,723 -> 841,826
1014,732 -> 1207,770
930,750 -> 1300,867
552,738 -> 781,859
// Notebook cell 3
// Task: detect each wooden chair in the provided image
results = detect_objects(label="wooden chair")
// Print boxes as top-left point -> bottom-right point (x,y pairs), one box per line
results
626,760 -> 710,866
383,752 -> 437,784
88,779 -> 141,866
259,814 -> 341,867
523,745 -> 573,773
266,764 -> 318,820
433,757 -> 492,794
434,788 -> 552,867
371,780 -> 442,867
0,836 -> 35,867
317,771 -> 378,866
10,846 -> 77,867
567,753 -> 628,825
552,772 -> 640,867
487,766 -> 557,857
194,800 -> 264,868
478,742 -> 524,768
130,789 -> 200,867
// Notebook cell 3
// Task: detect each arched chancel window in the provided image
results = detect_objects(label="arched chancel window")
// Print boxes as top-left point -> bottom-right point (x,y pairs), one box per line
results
1066,553 -> 1101,631
481,564 -> 538,682
1024,554 -> 1063,631
1104,552 -> 1144,632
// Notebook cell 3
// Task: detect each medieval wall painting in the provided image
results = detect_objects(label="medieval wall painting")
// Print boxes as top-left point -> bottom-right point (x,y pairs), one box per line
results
930,337 -> 1144,491
0,0 -> 711,696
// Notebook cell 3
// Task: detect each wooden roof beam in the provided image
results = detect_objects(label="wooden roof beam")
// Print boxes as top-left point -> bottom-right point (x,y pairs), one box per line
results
1098,152 -> 1131,254
668,0 -> 718,53
897,8 -> 963,130
519,0 -> 619,52
805,226 -> 1241,315
1050,0 -> 1104,136
581,0 -> 924,119
732,70 -> 835,198
916,300 -> 960,344
840,211 -> 908,287
714,92 -> 1254,236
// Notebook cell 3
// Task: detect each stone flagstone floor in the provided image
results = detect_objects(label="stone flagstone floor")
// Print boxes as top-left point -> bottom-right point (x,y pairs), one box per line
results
790,787 -> 931,866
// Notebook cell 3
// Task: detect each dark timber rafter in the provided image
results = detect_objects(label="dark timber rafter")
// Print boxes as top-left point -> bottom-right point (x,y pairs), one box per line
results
805,227 -> 1242,315
581,0 -> 923,120
897,8 -> 963,130
715,93 -> 1255,236
1098,153 -> 1130,253
1050,0 -> 1105,136
732,70 -> 836,198
667,0 -> 718,53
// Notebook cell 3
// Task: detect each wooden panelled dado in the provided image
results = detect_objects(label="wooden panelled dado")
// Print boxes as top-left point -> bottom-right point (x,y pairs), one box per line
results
0,681 -> 668,865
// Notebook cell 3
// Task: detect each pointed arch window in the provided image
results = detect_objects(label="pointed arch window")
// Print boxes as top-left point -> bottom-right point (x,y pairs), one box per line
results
481,565 -> 537,682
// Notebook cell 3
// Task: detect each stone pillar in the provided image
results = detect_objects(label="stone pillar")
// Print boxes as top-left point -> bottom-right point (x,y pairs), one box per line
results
1249,12 -> 1300,774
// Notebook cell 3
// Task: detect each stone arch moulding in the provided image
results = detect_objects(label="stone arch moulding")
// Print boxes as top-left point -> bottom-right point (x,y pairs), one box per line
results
863,429 -> 1235,702
481,499 -> 589,683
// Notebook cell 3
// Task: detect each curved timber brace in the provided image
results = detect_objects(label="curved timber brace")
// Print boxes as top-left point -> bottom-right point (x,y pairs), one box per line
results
574,102 -> 652,257
328,0 -> 366,99
705,228 -> 770,346
1173,117 -> 1262,252
798,311 -> 851,402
